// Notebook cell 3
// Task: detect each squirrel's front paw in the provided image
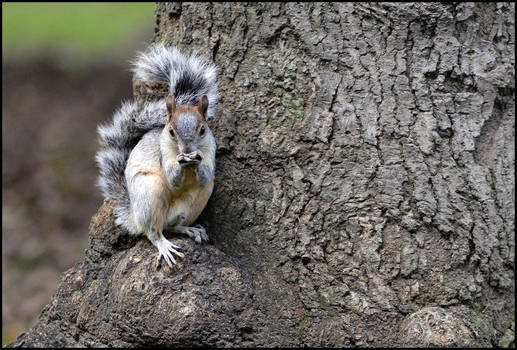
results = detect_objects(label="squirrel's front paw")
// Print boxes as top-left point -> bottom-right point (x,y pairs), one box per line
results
154,236 -> 185,268
177,151 -> 202,165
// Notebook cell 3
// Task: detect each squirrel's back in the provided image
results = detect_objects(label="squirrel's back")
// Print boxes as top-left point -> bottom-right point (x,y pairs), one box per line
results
95,44 -> 219,229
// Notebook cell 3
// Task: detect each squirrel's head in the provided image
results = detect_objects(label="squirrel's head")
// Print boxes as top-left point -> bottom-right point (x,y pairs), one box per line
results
165,94 -> 210,157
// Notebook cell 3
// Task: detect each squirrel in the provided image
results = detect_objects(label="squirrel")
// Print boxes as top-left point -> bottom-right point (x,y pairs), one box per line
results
95,44 -> 219,268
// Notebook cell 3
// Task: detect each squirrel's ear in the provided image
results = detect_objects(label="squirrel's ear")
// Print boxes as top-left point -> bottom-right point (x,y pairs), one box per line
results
166,94 -> 176,122
198,94 -> 208,119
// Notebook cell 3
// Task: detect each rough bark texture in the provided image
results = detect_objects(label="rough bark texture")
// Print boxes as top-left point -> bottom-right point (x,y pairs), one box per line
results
8,2 -> 515,347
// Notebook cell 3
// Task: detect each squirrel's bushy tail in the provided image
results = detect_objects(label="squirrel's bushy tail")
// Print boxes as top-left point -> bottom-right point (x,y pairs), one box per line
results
96,43 -> 219,230
96,100 -> 166,229
132,43 -> 219,119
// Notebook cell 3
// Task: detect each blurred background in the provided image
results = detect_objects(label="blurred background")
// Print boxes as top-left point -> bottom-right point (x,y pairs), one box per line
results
2,2 -> 156,345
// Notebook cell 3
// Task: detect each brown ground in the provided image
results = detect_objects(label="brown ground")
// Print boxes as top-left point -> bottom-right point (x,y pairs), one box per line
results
2,57 -> 135,344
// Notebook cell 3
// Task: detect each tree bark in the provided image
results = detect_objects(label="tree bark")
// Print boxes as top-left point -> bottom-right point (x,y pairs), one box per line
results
8,2 -> 514,347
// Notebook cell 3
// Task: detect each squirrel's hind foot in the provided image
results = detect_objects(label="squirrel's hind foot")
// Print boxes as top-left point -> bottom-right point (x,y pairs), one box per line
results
171,225 -> 209,243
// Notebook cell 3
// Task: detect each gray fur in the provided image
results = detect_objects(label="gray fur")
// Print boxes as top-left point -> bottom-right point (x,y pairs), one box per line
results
174,114 -> 200,154
96,46 -> 219,234
175,114 -> 199,141
197,164 -> 214,188
163,161 -> 184,189
159,127 -> 186,189
131,43 -> 219,119
96,101 -> 167,231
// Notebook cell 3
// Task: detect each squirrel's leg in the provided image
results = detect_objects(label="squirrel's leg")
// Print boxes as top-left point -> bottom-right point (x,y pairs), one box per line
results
128,172 -> 184,267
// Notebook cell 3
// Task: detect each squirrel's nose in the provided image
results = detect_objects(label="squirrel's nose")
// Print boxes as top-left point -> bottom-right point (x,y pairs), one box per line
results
179,141 -> 193,154
183,146 -> 194,154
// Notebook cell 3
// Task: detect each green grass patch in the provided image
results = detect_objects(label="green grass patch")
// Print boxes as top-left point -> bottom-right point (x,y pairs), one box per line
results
2,2 -> 155,57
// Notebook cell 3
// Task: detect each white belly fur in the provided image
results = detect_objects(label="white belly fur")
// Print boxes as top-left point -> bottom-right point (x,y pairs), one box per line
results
166,166 -> 214,227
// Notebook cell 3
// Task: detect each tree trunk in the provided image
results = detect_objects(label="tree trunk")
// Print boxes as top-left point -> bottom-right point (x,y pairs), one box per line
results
7,2 -> 514,347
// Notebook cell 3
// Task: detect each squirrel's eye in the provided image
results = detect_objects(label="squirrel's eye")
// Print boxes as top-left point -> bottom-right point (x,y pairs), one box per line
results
200,125 -> 206,136
169,128 -> 175,137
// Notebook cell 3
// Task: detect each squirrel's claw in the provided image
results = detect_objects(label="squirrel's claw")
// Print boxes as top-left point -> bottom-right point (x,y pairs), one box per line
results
185,226 -> 209,243
168,225 -> 208,244
154,236 -> 184,268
